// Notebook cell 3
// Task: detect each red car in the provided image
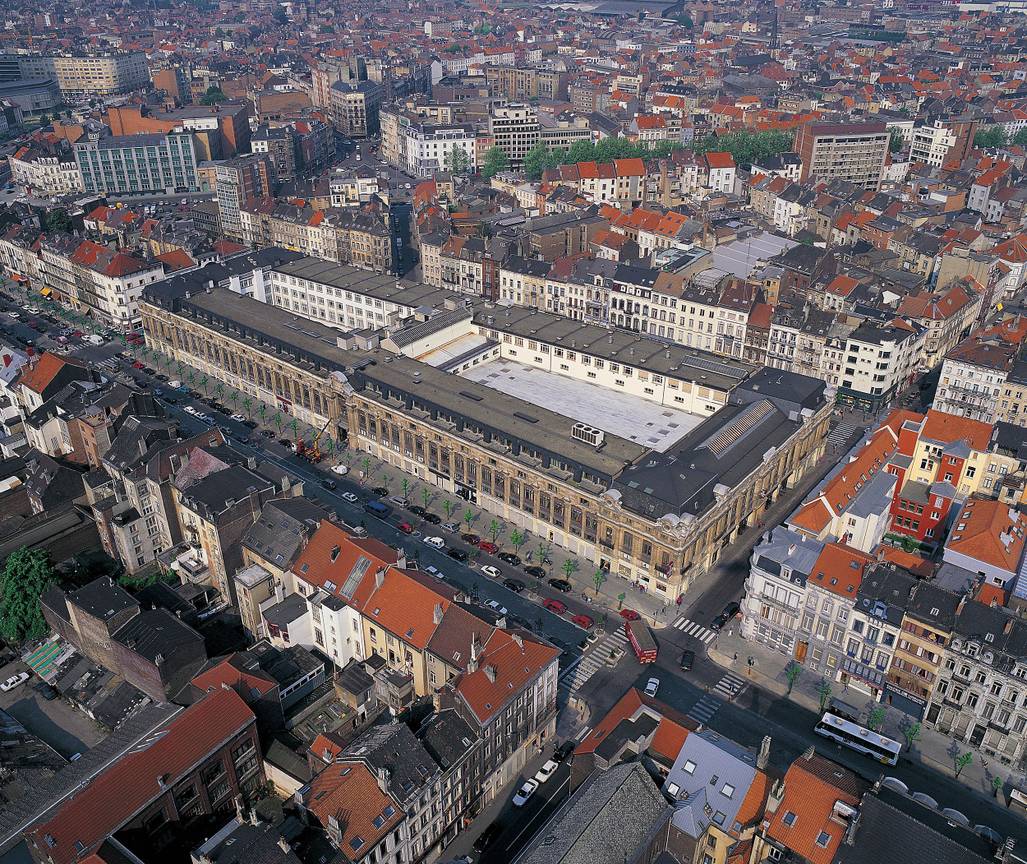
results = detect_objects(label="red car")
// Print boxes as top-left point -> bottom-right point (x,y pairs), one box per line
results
571,614 -> 594,629
132,360 -> 144,369
543,598 -> 567,615
398,522 -> 414,534
478,540 -> 499,554
71,330 -> 83,339
619,608 -> 641,621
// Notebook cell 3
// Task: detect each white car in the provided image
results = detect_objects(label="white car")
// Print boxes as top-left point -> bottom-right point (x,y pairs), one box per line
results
340,492 -> 359,504
7,311 -> 18,318
183,405 -> 197,415
330,464 -> 349,476
512,779 -> 539,807
534,760 -> 559,784
423,536 -> 445,550
230,413 -> 247,422
644,677 -> 660,698
486,599 -> 508,615
0,671 -> 29,692
481,565 -> 502,580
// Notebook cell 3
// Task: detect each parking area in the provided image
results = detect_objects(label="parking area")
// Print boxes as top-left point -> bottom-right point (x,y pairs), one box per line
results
460,358 -> 703,452
0,658 -> 105,758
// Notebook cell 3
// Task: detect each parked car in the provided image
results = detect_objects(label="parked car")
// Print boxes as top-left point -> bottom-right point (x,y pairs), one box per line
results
512,779 -> 539,807
543,598 -> 567,614
644,677 -> 660,697
260,429 -> 275,438
619,608 -> 641,621
571,614 -> 594,629
473,823 -> 504,853
398,522 -> 414,534
553,740 -> 575,762
478,540 -> 499,554
340,492 -> 359,504
679,649 -> 695,671
422,512 -> 441,525
481,565 -> 502,580
0,671 -> 29,692
330,464 -> 349,475
408,504 -> 427,517
548,578 -> 572,593
497,552 -> 521,566
446,547 -> 468,562
230,413 -> 247,422
423,536 -> 445,550
503,578 -> 526,593
242,419 -> 258,429
441,521 -> 460,533
320,479 -> 337,491
534,760 -> 559,784
486,599 -> 508,615
524,565 -> 546,580
712,601 -> 741,630
461,533 -> 480,545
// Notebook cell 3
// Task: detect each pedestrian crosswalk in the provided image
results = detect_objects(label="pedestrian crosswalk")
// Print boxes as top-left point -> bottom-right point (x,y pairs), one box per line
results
558,629 -> 628,695
671,617 -> 717,645
712,671 -> 747,700
687,694 -> 720,725
828,421 -> 859,450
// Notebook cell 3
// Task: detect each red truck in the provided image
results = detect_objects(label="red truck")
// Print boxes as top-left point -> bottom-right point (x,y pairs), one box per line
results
626,619 -> 658,663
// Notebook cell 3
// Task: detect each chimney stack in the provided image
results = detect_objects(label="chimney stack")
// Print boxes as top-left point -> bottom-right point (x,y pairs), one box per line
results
758,736 -> 773,770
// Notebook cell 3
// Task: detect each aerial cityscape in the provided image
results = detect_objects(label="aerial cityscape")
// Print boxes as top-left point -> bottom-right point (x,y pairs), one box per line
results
0,0 -> 1026,862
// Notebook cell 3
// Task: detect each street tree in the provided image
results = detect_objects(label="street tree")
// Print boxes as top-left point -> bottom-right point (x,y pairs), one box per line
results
592,568 -> 606,596
785,662 -> 802,694
816,678 -> 833,712
481,146 -> 509,178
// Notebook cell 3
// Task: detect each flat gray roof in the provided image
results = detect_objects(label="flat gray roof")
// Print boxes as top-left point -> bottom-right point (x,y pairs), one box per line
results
473,304 -> 753,392
355,353 -> 646,479
461,358 -> 703,452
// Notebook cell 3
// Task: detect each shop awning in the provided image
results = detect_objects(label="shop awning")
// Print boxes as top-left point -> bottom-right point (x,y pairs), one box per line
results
40,286 -> 52,297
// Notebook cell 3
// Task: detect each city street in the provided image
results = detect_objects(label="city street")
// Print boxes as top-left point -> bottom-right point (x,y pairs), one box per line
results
4,279 -> 1024,850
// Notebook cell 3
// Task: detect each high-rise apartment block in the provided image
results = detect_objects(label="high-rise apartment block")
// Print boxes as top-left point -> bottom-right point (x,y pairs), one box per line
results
794,120 -> 890,189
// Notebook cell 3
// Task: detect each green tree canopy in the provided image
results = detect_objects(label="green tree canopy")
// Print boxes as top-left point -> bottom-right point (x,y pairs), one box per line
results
519,137 -> 688,181
694,129 -> 795,166
444,144 -> 471,175
42,209 -> 73,234
481,146 -> 510,178
974,126 -> 1007,149
0,547 -> 58,644
201,85 -> 228,106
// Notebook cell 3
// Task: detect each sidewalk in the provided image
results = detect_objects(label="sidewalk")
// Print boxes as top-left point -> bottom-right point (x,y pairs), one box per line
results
710,628 -> 1024,802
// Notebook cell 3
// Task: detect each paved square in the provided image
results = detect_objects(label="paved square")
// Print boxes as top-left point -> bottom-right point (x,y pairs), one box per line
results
460,359 -> 703,451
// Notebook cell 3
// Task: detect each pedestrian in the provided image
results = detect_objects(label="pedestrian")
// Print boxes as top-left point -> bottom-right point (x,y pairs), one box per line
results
733,652 -> 738,662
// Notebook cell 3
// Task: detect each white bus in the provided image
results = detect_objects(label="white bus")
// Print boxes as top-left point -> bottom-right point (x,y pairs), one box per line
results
814,712 -> 901,766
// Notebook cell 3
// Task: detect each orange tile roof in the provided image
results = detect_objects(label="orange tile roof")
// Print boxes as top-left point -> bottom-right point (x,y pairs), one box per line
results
705,151 -> 736,169
191,654 -> 277,698
456,628 -> 559,724
766,752 -> 867,864
575,687 -> 692,761
947,497 -> 1026,573
16,353 -> 71,394
27,689 -> 255,864
809,543 -> 872,598
920,409 -> 992,451
292,520 -> 398,605
361,566 -> 454,650
735,768 -> 770,826
305,761 -> 404,856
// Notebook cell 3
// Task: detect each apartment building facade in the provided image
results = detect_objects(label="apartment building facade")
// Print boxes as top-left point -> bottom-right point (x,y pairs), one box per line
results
488,102 -> 540,168
794,121 -> 890,190
1,51 -> 148,97
75,130 -> 201,196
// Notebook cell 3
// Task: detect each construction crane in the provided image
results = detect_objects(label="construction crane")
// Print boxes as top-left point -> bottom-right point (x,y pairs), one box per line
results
301,416 -> 333,463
